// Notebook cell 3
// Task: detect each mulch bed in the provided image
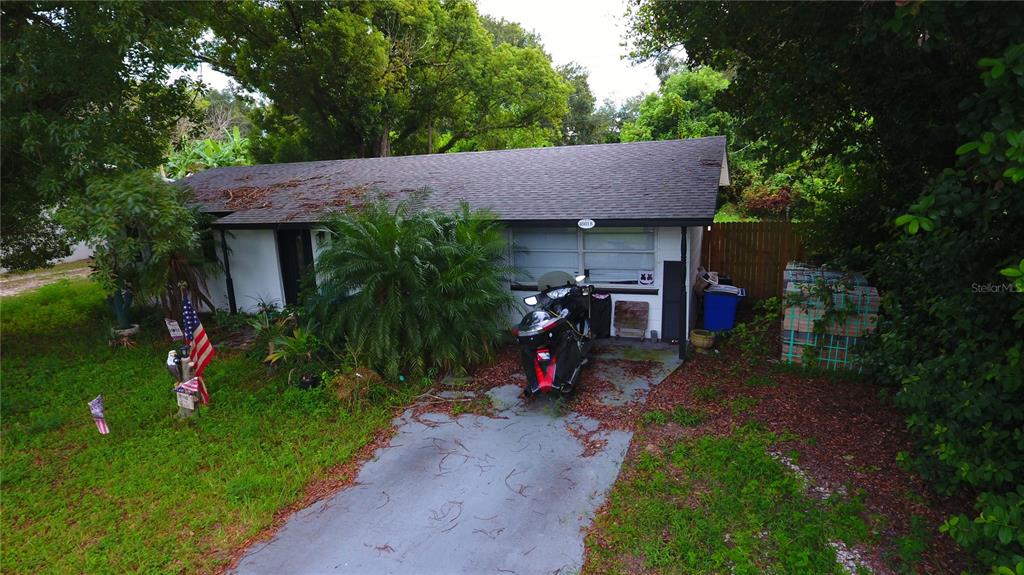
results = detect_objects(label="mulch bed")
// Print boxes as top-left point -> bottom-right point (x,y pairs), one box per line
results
624,338 -> 979,574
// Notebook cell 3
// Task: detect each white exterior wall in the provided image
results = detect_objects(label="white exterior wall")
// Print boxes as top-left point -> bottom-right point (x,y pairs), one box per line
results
208,225 -> 707,335
510,226 -> 686,340
207,229 -> 286,312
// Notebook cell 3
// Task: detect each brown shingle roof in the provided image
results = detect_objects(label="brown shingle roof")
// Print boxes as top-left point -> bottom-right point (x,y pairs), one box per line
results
181,137 -> 727,226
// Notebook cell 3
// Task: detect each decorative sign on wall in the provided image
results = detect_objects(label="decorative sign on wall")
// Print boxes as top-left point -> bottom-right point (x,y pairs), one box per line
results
577,218 -> 596,229
164,319 -> 184,341
639,270 -> 655,286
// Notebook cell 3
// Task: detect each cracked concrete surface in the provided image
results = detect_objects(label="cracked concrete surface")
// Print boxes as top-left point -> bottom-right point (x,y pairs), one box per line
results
233,341 -> 681,575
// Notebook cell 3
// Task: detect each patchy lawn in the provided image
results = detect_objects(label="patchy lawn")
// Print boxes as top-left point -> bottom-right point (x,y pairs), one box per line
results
0,279 -> 421,573
583,325 -> 977,574
0,258 -> 92,297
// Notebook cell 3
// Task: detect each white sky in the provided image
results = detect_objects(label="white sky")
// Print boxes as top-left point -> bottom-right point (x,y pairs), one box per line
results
188,0 -> 658,105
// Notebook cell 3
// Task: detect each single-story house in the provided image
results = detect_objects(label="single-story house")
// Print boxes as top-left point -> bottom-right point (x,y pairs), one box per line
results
182,136 -> 729,357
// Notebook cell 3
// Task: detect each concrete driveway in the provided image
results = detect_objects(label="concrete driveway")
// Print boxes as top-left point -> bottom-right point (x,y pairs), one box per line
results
233,341 -> 682,575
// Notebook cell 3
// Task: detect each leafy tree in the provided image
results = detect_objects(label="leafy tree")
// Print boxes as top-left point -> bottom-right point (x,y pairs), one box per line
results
1,1 -> 206,271
59,171 -> 213,328
874,46 -> 1024,571
479,14 -> 545,52
593,96 -> 644,144
165,127 -> 252,179
310,198 -> 513,379
626,1 -> 1023,261
204,0 -> 569,160
653,51 -> 686,86
620,68 -> 804,218
557,63 -> 604,146
173,88 -> 256,145
620,67 -> 733,142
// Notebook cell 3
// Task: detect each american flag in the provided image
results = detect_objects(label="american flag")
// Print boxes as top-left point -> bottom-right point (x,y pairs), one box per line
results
175,377 -> 199,394
174,376 -> 209,404
182,295 -> 214,404
88,395 -> 109,435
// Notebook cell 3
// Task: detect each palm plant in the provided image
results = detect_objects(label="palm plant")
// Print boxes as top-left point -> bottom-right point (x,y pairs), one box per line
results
310,198 -> 514,379
265,327 -> 320,365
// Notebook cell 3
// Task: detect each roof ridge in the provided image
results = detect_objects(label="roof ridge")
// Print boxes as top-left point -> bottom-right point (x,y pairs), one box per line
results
184,136 -> 728,176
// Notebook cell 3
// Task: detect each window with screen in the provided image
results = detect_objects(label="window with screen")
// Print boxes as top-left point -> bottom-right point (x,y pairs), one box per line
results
510,227 -> 656,286
583,228 -> 655,284
511,228 -> 578,283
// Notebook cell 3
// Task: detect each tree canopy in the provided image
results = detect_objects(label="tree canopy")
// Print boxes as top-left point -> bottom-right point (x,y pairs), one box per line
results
627,2 -> 1023,256
556,63 -> 606,146
0,2 -> 206,270
204,0 -> 570,161
620,67 -> 732,143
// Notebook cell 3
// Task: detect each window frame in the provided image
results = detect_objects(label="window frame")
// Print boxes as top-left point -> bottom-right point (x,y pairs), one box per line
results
510,227 -> 657,289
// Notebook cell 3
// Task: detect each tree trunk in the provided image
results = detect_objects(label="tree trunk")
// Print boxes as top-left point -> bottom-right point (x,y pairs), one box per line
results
427,115 -> 433,154
374,128 -> 391,158
108,284 -> 134,329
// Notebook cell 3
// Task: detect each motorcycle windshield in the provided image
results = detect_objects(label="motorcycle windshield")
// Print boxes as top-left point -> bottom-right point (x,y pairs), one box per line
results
518,310 -> 560,337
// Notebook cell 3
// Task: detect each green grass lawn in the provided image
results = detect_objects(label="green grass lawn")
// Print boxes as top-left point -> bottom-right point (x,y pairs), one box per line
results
1,279 -> 416,573
585,424 -> 870,574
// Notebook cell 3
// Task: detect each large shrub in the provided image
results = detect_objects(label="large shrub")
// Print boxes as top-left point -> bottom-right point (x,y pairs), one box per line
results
867,46 -> 1024,570
59,170 -> 216,326
310,198 -> 514,378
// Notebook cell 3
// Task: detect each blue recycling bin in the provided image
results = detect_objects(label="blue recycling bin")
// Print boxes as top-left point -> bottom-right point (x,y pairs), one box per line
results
703,285 -> 746,331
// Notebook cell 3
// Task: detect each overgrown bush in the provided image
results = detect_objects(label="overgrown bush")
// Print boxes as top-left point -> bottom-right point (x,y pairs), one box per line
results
59,170 -> 216,326
867,46 -> 1024,571
309,198 -> 514,379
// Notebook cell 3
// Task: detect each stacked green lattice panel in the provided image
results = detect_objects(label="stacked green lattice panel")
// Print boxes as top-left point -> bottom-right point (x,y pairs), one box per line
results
783,261 -> 869,288
781,263 -> 879,370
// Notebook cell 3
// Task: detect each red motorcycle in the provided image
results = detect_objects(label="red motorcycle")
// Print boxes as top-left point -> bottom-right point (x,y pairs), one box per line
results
513,273 -> 593,397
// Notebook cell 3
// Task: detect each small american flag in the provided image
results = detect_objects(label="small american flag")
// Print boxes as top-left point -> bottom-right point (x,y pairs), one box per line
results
175,377 -> 199,394
182,295 -> 214,403
174,376 -> 209,404
88,395 -> 109,435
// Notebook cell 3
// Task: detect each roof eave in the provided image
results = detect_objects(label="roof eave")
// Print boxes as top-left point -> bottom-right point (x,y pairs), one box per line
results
210,216 -> 715,229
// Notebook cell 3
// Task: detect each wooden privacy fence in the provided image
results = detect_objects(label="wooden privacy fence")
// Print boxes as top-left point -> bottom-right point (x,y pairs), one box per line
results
700,221 -> 806,300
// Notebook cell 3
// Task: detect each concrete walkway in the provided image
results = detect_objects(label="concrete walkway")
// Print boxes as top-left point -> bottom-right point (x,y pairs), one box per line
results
233,342 -> 682,575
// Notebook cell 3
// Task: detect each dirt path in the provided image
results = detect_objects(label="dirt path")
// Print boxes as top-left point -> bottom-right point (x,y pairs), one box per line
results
0,260 -> 92,297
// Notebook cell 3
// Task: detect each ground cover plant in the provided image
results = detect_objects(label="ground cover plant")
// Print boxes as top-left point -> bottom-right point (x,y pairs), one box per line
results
586,424 -> 870,574
0,279 -> 425,573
